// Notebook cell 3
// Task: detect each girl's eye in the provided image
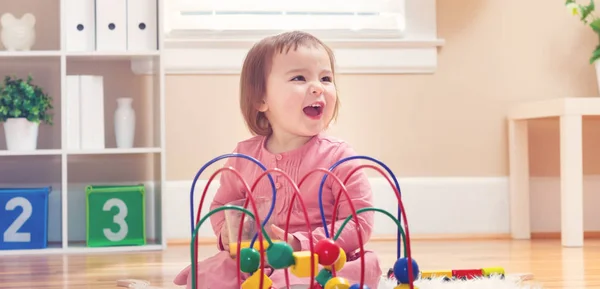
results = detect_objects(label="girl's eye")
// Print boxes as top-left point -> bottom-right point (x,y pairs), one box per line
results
321,76 -> 332,82
291,75 -> 305,81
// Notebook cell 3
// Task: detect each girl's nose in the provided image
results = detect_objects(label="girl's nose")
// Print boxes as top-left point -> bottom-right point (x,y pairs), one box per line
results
311,83 -> 324,95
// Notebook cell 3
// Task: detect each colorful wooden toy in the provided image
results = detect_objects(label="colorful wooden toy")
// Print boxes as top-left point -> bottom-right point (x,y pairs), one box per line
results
185,153 -> 520,289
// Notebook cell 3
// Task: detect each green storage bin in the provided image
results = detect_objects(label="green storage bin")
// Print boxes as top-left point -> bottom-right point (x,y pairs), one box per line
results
85,184 -> 146,247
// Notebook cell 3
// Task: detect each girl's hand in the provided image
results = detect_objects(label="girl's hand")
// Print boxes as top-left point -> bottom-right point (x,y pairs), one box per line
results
270,224 -> 301,251
220,225 -> 230,251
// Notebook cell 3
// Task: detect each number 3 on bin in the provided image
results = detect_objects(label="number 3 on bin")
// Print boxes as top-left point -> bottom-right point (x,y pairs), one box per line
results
103,198 -> 128,242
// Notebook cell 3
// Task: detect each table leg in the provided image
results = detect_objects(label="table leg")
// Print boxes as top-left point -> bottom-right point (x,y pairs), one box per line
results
560,115 -> 584,247
509,119 -> 530,239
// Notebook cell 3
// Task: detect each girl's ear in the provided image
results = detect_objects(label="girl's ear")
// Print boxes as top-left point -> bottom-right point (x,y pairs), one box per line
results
256,99 -> 268,112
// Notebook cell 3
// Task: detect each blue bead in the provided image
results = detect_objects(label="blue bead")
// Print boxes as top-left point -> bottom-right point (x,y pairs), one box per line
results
349,284 -> 370,289
393,257 -> 420,284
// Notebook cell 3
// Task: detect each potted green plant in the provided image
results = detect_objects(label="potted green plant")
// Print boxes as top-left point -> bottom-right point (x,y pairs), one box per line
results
565,1 -> 600,63
0,74 -> 53,151
565,1 -> 600,92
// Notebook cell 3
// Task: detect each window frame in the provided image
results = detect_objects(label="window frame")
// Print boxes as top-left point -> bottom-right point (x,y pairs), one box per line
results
156,0 -> 444,75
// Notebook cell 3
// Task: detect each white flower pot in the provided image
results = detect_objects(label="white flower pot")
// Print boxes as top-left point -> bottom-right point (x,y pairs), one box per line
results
3,118 -> 39,151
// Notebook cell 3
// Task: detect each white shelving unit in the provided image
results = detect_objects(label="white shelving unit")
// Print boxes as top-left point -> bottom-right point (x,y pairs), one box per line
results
0,0 -> 166,255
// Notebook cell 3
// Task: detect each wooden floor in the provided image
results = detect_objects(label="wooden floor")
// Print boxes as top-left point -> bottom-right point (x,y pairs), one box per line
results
1,239 -> 599,288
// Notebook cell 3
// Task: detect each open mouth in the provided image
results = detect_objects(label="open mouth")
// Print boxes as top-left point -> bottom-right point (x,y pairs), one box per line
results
303,102 -> 324,119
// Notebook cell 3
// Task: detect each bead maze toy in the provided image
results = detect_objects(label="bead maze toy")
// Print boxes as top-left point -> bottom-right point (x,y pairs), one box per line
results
189,153 -> 416,289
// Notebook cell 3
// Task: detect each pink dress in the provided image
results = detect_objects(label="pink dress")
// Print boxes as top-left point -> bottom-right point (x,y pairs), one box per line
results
173,133 -> 383,289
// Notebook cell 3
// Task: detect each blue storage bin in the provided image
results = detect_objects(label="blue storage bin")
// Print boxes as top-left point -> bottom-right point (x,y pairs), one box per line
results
0,187 -> 51,250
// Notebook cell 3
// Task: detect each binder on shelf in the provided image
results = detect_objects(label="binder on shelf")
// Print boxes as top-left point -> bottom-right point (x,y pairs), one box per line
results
127,0 -> 158,51
86,184 -> 146,247
79,75 -> 105,149
65,0 -> 95,51
96,0 -> 127,51
0,187 -> 51,250
66,75 -> 81,149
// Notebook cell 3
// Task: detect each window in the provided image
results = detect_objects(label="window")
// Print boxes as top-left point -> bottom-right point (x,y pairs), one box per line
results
159,0 -> 444,75
166,0 -> 405,39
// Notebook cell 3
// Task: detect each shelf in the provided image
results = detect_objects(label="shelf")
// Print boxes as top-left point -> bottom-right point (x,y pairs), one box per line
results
0,51 -> 62,58
0,243 -> 63,256
0,149 -> 62,156
66,147 -> 162,155
65,51 -> 160,61
0,0 -> 165,256
0,243 -> 163,256
66,242 -> 163,254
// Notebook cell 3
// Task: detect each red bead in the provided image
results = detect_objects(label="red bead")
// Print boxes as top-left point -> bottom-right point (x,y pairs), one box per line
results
314,239 -> 340,266
311,283 -> 323,289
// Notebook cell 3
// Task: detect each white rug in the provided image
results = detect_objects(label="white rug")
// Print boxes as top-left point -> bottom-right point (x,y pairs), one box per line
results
378,275 -> 543,289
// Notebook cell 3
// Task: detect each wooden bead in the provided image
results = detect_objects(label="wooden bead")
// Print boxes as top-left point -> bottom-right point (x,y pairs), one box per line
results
314,239 -> 340,266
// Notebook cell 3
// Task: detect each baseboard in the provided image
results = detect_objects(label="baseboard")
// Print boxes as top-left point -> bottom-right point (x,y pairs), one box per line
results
163,176 -> 600,243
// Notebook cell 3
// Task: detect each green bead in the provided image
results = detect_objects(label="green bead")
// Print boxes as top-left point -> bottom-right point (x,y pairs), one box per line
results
316,268 -> 332,286
239,248 -> 260,273
266,242 -> 295,269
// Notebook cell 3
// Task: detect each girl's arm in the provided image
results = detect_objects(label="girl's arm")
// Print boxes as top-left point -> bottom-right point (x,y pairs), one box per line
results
292,143 -> 374,254
208,145 -> 245,250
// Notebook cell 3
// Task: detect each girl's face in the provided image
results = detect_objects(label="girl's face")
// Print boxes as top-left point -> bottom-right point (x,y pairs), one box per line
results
258,45 -> 337,140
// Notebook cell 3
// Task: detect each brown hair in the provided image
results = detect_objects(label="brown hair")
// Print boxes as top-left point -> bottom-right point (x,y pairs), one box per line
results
239,30 -> 339,136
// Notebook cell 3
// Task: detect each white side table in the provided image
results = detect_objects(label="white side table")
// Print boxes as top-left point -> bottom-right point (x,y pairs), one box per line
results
508,97 -> 600,247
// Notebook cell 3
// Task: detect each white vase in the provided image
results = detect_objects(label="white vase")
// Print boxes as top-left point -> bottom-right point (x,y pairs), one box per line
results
4,118 -> 39,151
114,97 -> 135,148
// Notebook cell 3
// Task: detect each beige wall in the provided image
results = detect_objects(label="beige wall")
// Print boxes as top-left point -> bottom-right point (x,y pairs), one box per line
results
5,0 -> 600,182
166,0 -> 600,181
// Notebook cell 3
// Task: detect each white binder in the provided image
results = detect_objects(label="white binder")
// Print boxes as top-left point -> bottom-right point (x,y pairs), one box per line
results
66,76 -> 81,150
95,0 -> 127,51
79,75 -> 106,149
127,0 -> 158,51
65,0 -> 95,51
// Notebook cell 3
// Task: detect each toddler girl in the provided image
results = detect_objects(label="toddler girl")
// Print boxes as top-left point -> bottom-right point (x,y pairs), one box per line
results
173,30 -> 382,289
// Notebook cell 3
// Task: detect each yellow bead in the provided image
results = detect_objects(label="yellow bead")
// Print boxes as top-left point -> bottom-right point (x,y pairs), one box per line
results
241,271 -> 272,289
324,277 -> 350,289
290,251 -> 319,278
394,284 -> 419,289
229,240 -> 272,256
324,247 -> 346,271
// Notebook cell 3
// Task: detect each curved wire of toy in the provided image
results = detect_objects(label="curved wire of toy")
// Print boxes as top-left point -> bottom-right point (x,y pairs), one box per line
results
189,153 -> 277,235
334,207 -> 404,255
299,167 -> 366,287
190,167 -> 272,289
248,168 -> 317,289
329,164 -> 407,257
191,205 -> 270,289
321,161 -> 416,288
318,155 -> 404,259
